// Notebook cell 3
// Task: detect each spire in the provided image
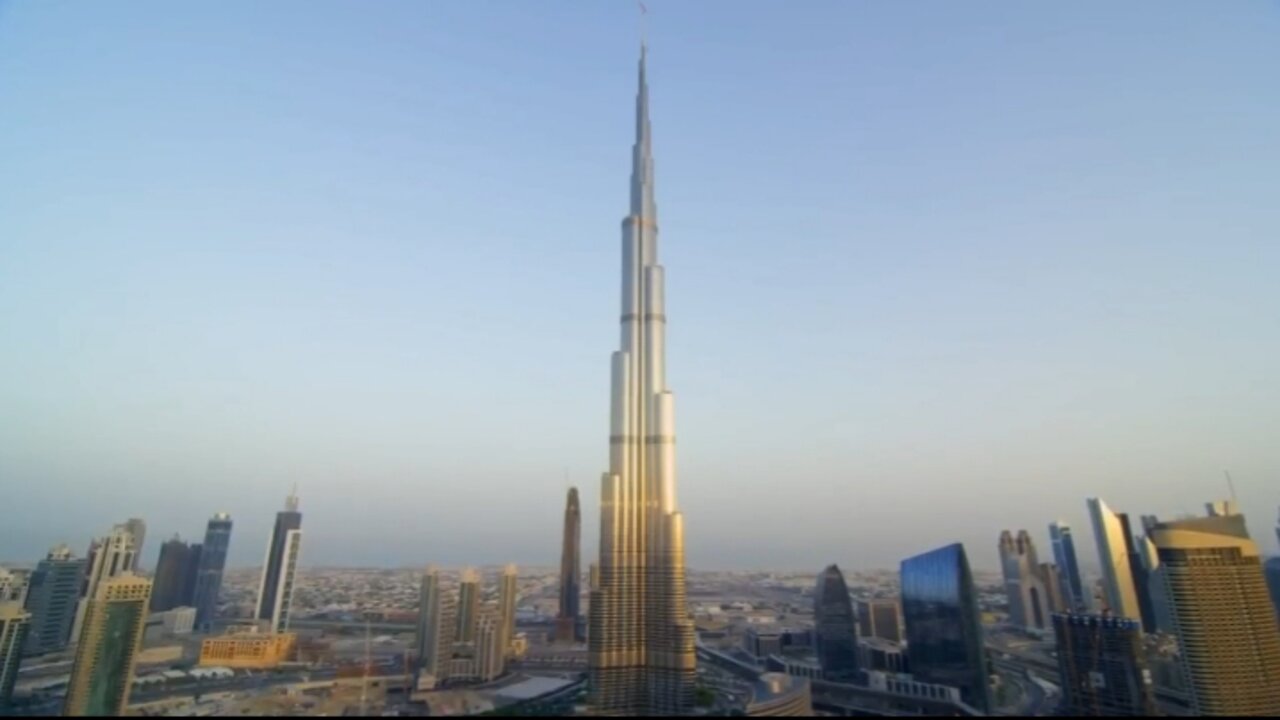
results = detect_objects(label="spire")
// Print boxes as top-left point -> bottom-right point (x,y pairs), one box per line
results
631,43 -> 655,218
286,484 -> 299,513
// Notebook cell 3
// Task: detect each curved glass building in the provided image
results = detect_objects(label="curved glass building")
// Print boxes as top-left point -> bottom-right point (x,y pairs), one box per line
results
900,543 -> 990,713
814,564 -> 858,680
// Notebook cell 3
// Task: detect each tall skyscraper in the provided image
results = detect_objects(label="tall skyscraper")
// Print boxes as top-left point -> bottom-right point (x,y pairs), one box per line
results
415,566 -> 442,672
255,490 -> 302,634
498,565 -> 518,658
814,565 -> 858,680
72,524 -> 137,645
998,530 -> 1049,632
1052,613 -> 1156,716
64,574 -> 152,717
1087,498 -> 1141,622
416,568 -> 510,685
150,536 -> 194,612
1049,521 -> 1086,611
1039,562 -> 1067,613
855,598 -> 903,644
556,487 -> 582,643
1116,513 -> 1157,633
192,513 -> 233,630
123,518 -> 146,572
456,569 -> 481,644
900,543 -> 991,713
22,545 -> 85,656
0,604 -> 31,709
588,43 -> 696,716
1149,513 -> 1280,715
1264,557 -> 1280,621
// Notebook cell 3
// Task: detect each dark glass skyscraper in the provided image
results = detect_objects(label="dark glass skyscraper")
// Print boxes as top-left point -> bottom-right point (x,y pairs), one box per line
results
1265,557 -> 1280,622
192,513 -> 233,630
150,536 -> 195,612
1116,513 -> 1156,633
255,491 -> 303,633
556,487 -> 582,643
813,564 -> 858,681
900,543 -> 991,713
1049,521 -> 1086,611
1053,613 -> 1156,716
22,545 -> 85,656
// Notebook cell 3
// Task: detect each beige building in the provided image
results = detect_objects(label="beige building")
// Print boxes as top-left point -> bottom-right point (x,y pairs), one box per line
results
1150,513 -> 1280,715
64,574 -> 152,717
199,630 -> 296,669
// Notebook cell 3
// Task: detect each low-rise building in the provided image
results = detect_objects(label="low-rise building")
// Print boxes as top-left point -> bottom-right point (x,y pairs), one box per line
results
199,630 -> 296,669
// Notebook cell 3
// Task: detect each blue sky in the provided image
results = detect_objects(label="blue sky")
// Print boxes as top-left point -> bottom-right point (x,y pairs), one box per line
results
2,1 -> 1278,573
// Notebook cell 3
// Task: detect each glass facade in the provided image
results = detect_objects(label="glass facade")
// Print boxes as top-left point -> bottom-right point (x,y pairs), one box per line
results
1265,557 -> 1280,622
1053,613 -> 1156,716
814,564 -> 858,680
256,510 -> 301,621
1050,522 -> 1086,611
193,514 -> 233,629
900,543 -> 990,713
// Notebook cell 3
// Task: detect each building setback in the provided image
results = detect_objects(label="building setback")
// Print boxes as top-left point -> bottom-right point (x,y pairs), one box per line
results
588,43 -> 696,715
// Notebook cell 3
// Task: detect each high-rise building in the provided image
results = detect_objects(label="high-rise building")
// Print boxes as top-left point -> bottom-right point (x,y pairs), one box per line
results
1049,521 -> 1086,611
72,524 -> 138,645
415,566 -> 442,673
1039,563 -> 1067,613
181,544 -> 202,608
814,565 -> 858,680
900,543 -> 991,713
1052,613 -> 1156,716
0,569 -> 27,605
498,565 -> 518,658
1087,498 -> 1141,622
588,43 -> 696,716
855,598 -> 903,644
998,530 -> 1050,632
151,536 -> 195,612
556,487 -> 582,643
123,518 -> 146,572
1150,513 -> 1280,715
255,490 -> 302,634
22,545 -> 85,657
1264,557 -> 1280,622
416,569 -> 511,685
1116,513 -> 1157,633
192,513 -> 233,630
0,604 -> 31,709
64,574 -> 152,717
456,569 -> 481,644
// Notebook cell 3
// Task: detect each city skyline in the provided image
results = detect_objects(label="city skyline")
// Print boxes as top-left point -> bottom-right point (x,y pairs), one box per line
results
3,1 -> 1279,572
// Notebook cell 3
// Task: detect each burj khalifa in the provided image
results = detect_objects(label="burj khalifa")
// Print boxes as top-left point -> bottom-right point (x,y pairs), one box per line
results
587,44 -> 696,715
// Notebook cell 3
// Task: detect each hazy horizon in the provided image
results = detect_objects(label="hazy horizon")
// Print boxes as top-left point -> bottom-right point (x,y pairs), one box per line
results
3,1 -> 1278,575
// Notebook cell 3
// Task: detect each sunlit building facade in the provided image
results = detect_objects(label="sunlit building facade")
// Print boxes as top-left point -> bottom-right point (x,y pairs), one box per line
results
1149,513 -> 1280,715
588,43 -> 696,715
64,574 -> 152,717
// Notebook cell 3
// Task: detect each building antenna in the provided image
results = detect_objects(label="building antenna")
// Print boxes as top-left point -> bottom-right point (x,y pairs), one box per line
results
1224,470 -> 1239,506
639,1 -> 648,48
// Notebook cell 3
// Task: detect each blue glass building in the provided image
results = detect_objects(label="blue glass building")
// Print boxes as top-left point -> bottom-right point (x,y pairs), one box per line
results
1049,521 -> 1086,611
814,564 -> 858,680
900,543 -> 990,713
192,513 -> 233,630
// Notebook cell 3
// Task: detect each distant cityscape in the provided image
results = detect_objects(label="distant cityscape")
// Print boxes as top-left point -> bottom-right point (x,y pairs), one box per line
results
3,23 -> 1280,720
